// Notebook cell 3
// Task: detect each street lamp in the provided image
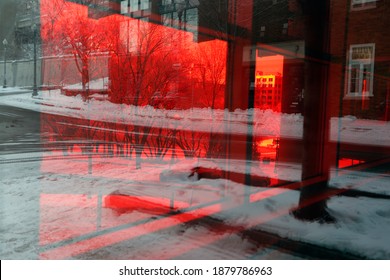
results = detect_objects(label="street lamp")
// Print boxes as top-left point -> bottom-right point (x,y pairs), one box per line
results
32,24 -> 38,97
2,38 -> 7,88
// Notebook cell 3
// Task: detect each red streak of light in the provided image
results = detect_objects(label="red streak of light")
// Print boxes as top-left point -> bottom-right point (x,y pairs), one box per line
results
39,204 -> 222,259
39,168 -> 380,259
39,185 -> 291,259
144,170 -> 384,260
40,159 -> 161,181
40,194 -> 98,246
104,194 -> 190,214
338,158 -> 365,169
38,174 -> 303,259
39,193 -> 192,246
40,156 -> 380,258
339,158 -> 353,168
142,189 -> 291,259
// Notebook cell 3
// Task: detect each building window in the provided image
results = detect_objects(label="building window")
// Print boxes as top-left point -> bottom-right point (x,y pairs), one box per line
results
346,44 -> 375,98
129,0 -> 139,12
129,0 -> 149,12
282,22 -> 288,35
121,0 -> 128,14
140,0 -> 150,10
351,0 -> 377,10
260,26 -> 266,38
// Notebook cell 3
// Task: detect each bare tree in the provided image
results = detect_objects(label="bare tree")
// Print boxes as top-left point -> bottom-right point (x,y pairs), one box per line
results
176,129 -> 206,158
44,0 -> 107,100
41,0 -> 67,56
106,17 -> 187,168
107,18 -> 179,106
190,39 -> 226,109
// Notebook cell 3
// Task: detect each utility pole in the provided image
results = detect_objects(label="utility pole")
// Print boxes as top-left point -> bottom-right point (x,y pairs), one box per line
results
2,38 -> 7,88
32,24 -> 38,97
30,0 -> 39,97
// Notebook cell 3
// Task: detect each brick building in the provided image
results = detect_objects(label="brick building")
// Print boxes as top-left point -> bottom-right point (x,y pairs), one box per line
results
328,0 -> 389,120
255,72 -> 283,111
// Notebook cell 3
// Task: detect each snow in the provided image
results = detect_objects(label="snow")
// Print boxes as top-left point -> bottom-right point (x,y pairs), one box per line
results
0,87 -> 389,260
0,87 -> 31,94
0,89 -> 389,146
62,78 -> 108,91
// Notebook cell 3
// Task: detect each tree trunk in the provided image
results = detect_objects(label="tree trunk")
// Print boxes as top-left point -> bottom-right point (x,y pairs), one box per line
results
81,61 -> 89,101
135,146 -> 142,169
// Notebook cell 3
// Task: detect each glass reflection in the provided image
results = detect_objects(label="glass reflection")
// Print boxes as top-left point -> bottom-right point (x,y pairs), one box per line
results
0,0 -> 389,260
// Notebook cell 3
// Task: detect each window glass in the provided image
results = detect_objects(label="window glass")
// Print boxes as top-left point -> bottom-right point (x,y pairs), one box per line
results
347,44 -> 375,97
121,0 -> 128,14
0,0 -> 389,261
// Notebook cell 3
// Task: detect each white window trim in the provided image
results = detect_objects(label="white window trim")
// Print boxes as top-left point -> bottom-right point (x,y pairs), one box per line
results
351,0 -> 378,11
345,43 -> 375,100
352,0 -> 377,4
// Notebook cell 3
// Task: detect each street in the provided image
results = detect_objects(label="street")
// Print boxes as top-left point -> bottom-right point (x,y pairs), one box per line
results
0,104 -> 41,153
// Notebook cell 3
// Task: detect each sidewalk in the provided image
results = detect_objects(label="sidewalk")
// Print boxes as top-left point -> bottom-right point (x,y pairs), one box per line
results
0,86 -> 32,96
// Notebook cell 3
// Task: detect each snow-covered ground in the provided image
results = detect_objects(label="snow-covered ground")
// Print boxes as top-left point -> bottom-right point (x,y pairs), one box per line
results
62,78 -> 109,91
1,89 -> 389,145
0,87 -> 389,260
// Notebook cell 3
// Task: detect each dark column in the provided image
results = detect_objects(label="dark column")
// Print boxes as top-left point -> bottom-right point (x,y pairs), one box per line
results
223,0 -> 257,203
293,0 -> 335,222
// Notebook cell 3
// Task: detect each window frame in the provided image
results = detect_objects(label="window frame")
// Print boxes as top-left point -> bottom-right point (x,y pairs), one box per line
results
345,43 -> 375,99
351,0 -> 378,11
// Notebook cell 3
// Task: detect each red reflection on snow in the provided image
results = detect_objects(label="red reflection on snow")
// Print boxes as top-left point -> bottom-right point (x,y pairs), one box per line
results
104,194 -> 190,215
39,194 -> 98,246
39,204 -> 222,259
338,158 -> 365,168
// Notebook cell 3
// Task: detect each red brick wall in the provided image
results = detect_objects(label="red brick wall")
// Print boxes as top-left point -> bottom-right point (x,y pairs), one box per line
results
328,0 -> 389,120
